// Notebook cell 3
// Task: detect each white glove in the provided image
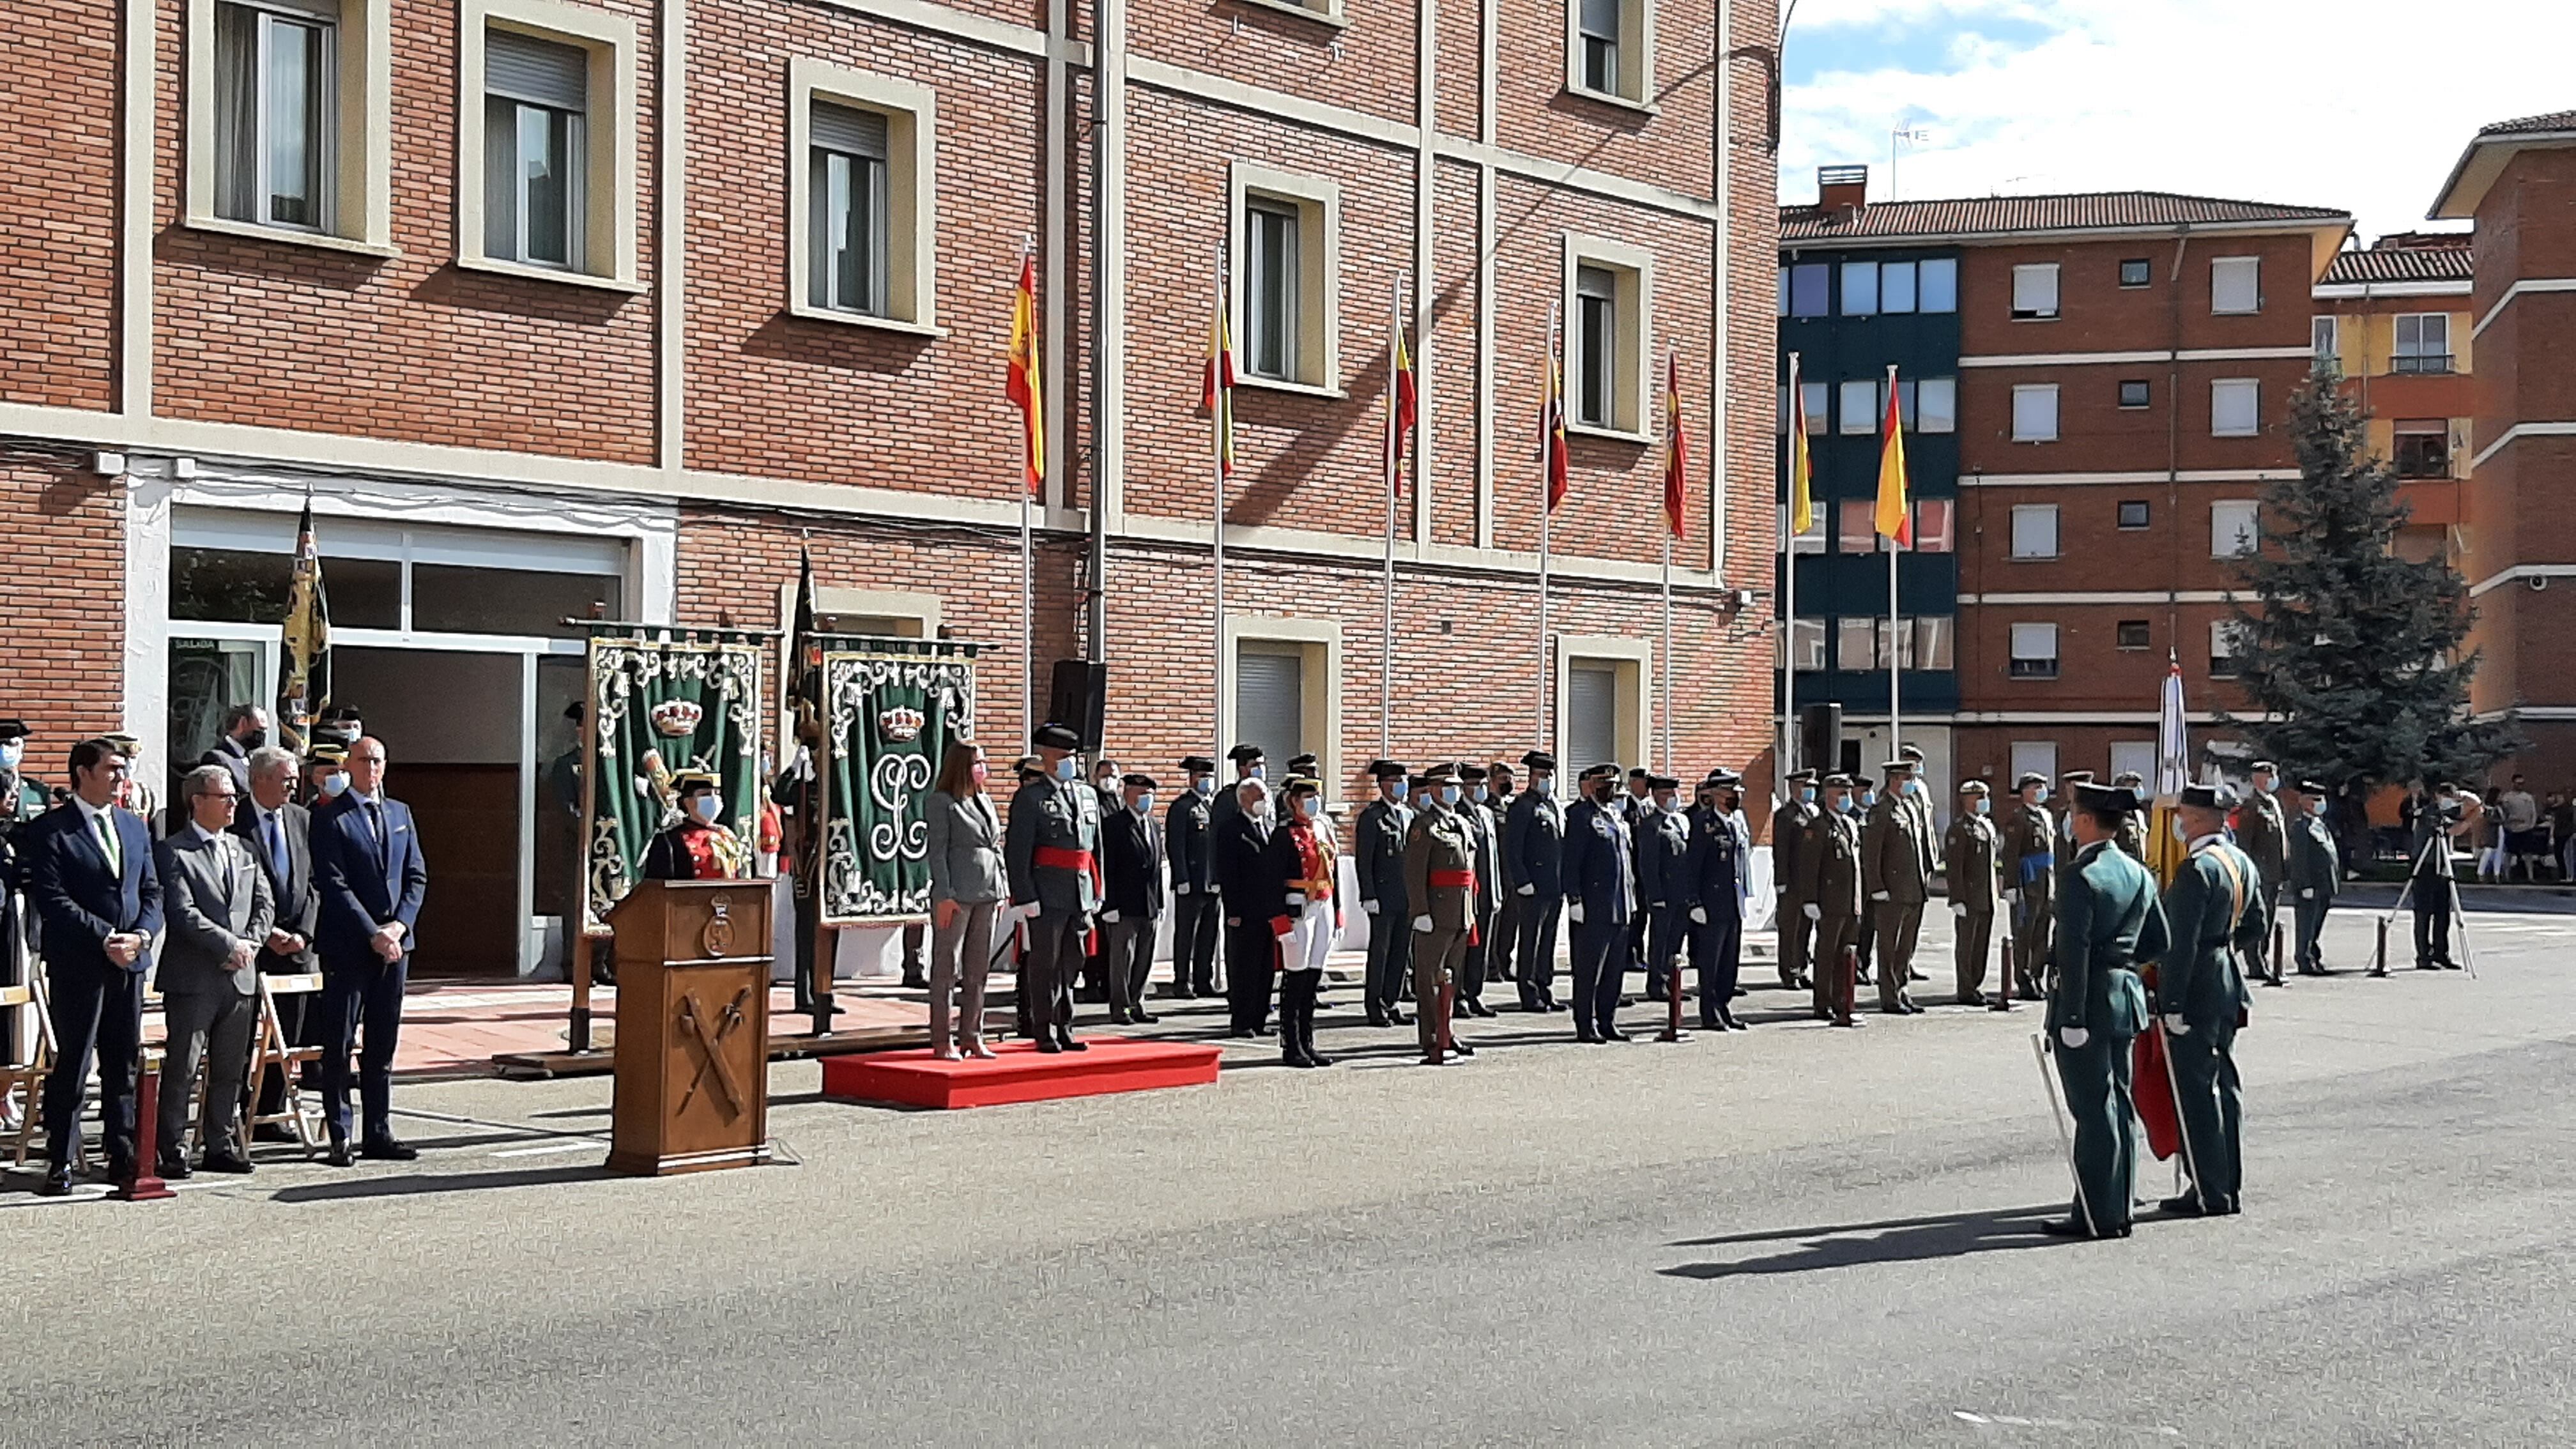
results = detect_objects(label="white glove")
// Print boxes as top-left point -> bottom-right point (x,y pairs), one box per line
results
1871,891 -> 1890,902
1517,882 -> 1536,896
2003,889 -> 2020,904
1174,883 -> 1190,895
1567,901 -> 1586,924
1362,900 -> 1380,916
2162,1014 -> 2189,1037
2058,1026 -> 2090,1049
1284,891 -> 1306,907
2300,887 -> 2314,900
1412,914 -> 1434,934
1802,903 -> 1820,921
1952,903 -> 1968,917
1100,909 -> 1121,923
1689,906 -> 1708,924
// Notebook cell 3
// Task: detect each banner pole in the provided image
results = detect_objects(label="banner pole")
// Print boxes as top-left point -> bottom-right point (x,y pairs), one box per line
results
570,639 -> 598,1054
1885,362 -> 1902,760
1782,351 -> 1799,783
1383,272 -> 1402,760
1022,476 -> 1034,738
1538,300 -> 1558,752
1213,244 -> 1228,762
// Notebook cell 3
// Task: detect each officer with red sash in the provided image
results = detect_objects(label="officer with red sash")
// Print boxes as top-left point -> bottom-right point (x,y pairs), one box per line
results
642,770 -> 751,881
1004,722 -> 1101,1054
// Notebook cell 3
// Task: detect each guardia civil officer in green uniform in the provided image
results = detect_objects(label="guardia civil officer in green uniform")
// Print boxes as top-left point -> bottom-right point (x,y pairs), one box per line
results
2043,781 -> 2169,1240
0,718 -> 49,995
2154,784 -> 2261,1218
2234,761 -> 2290,988
2283,779 -> 2340,975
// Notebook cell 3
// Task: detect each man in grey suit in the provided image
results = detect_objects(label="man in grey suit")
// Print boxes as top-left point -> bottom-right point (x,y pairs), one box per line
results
156,764 -> 275,1176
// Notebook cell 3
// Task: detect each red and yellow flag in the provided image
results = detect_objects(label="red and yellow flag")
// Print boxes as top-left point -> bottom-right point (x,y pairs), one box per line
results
1661,353 -> 1688,539
1202,286 -> 1237,479
1874,369 -> 1912,547
1006,252 -> 1045,495
1390,310 -> 1417,493
1540,333 -> 1570,511
1787,363 -> 1814,538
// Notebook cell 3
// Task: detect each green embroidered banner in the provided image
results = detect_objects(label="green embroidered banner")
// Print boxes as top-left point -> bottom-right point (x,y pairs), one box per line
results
582,631 -> 765,931
813,641 -> 977,924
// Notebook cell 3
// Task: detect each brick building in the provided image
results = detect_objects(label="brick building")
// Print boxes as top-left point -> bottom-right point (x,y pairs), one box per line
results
2310,231 -> 2476,571
1777,169 -> 2354,815
0,0 -> 1780,977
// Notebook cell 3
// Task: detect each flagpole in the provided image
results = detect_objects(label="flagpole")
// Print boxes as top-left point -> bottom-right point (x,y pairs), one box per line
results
1782,351 -> 1800,783
1660,351 -> 1675,774
1212,244 -> 1228,762
1382,272 -> 1404,760
1538,300 -> 1558,751
1016,238 -> 1037,739
1885,362 -> 1903,759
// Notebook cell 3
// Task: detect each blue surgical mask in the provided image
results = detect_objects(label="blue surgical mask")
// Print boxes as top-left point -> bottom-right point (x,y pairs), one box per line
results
0,740 -> 20,770
1800,786 -> 1816,804
2309,799 -> 2327,817
1138,793 -> 1156,814
2034,786 -> 2050,805
1194,777 -> 1215,797
320,772 -> 349,797
689,794 -> 722,824
1653,793 -> 1678,812
1903,779 -> 1922,799
1974,798 -> 1991,816
1860,792 -> 1878,809
1054,756 -> 1080,781
1249,764 -> 1266,781
1471,785 -> 1489,804
1441,785 -> 1462,806
1534,777 -> 1554,798
1298,797 -> 1321,820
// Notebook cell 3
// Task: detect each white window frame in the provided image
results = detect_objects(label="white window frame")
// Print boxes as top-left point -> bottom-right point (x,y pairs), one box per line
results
2211,378 -> 2261,438
1221,615 -> 1344,799
2312,315 -> 2340,370
1782,618 -> 1825,673
1561,234 -> 1653,439
185,0 -> 395,256
2009,504 -> 2060,561
2008,622 -> 2060,680
2211,256 -> 2262,316
1837,379 -> 1878,436
457,0 -> 640,289
2393,312 -> 2452,374
2211,500 -> 2260,558
785,60 -> 940,334
2208,620 -> 2242,678
2110,740 -> 2157,783
2011,383 -> 2060,442
1556,636 -> 1652,771
1229,163 -> 1343,396
2011,263 -> 2060,321
1565,0 -> 1655,110
1777,505 -> 1825,555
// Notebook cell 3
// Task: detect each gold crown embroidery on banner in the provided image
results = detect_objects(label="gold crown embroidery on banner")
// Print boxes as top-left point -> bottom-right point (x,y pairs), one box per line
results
648,700 -> 705,738
877,706 -> 925,743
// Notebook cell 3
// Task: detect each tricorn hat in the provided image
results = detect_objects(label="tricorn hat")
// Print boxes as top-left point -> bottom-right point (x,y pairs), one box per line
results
2178,783 -> 2230,811
1121,772 -> 1158,790
0,718 -> 27,742
2296,778 -> 2329,796
1703,767 -> 1743,788
1420,763 -> 1460,785
1032,721 -> 1082,751
1782,767 -> 1817,784
1179,755 -> 1217,773
1457,762 -> 1489,781
673,769 -> 721,793
1367,758 -> 1409,780
2073,781 -> 2140,815
1520,750 -> 1556,770
1226,742 -> 1266,763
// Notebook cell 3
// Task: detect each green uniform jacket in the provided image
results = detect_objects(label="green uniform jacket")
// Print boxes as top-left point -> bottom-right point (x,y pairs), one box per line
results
2236,790 -> 2288,887
2287,813 -> 2340,904
1798,810 -> 1864,919
1770,797 -> 1815,902
1862,795 -> 1933,905
2156,839 -> 2260,1027
2048,839 -> 2167,1038
1943,811 -> 2003,913
1402,804 -> 1479,933
1995,801 -> 2055,901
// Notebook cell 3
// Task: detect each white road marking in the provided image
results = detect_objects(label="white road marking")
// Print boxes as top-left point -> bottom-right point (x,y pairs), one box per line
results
1953,1408 -> 2182,1436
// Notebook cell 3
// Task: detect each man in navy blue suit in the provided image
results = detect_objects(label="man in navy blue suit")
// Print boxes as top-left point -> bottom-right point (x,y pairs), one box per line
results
309,735 -> 428,1165
26,737 -> 164,1195
1560,763 -> 1637,1044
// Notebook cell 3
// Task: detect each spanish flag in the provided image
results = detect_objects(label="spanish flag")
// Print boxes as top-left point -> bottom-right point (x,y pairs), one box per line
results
1786,359 -> 1814,537
1006,252 -> 1045,495
1202,285 -> 1237,479
1390,307 -> 1417,493
1874,367 -> 1912,547
1660,353 -> 1687,539
1540,330 -> 1570,510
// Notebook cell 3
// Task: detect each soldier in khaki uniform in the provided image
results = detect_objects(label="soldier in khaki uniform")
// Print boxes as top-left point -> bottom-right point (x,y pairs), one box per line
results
1798,774 -> 1866,1025
1896,744 -> 1936,986
1943,779 -> 2005,1005
1863,758 -> 1933,1015
1996,772 -> 2056,1004
1402,765 -> 1480,1064
1770,769 -> 1818,990
2234,761 -> 2290,988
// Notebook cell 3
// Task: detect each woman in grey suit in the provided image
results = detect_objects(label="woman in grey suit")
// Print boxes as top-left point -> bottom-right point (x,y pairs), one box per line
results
923,742 -> 1006,1059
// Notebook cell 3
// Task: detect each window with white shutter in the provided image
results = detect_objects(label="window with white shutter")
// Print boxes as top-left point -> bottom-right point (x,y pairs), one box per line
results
2009,504 -> 2060,560
2011,263 -> 2059,319
2211,500 -> 2260,558
2211,379 -> 2260,438
2211,256 -> 2261,315
2009,622 -> 2059,679
2012,384 -> 2059,442
1234,649 -> 1305,769
2009,740 -> 2058,784
1566,664 -> 1620,772
2109,741 -> 2156,783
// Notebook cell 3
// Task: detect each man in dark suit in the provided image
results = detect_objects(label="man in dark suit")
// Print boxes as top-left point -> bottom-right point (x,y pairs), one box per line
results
1164,755 -> 1220,999
156,765 -> 275,1177
309,735 -> 428,1165
1215,777 -> 1276,1038
1560,764 -> 1637,1043
1100,772 -> 1167,1025
197,703 -> 272,799
1503,751 -> 1565,1012
234,744 -> 319,1139
26,737 -> 164,1194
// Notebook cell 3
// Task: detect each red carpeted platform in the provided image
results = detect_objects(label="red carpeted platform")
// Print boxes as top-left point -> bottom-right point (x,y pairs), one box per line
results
819,1036 -> 1224,1110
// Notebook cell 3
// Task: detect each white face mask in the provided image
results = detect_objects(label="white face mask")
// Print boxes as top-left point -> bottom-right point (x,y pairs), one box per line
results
2172,818 -> 2190,844
689,794 -> 722,824
319,772 -> 349,797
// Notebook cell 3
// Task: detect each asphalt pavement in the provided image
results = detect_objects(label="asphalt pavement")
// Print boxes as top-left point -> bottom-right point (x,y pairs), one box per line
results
4,904 -> 2572,1448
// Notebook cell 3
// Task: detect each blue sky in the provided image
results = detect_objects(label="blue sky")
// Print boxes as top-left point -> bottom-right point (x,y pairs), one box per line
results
1775,1 -> 2576,241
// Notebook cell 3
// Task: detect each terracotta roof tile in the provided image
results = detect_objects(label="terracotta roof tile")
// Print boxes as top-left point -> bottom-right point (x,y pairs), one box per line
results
1779,190 -> 2350,245
2320,240 -> 2474,286
2478,110 -> 2576,137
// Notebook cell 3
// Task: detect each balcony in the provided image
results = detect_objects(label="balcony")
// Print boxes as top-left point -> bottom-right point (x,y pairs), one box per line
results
2391,353 -> 2455,376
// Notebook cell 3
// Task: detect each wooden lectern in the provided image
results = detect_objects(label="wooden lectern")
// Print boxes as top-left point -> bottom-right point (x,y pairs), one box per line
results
606,878 -> 775,1176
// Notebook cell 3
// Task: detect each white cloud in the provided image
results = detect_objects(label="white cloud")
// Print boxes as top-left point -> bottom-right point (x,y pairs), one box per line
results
1780,0 -> 2576,240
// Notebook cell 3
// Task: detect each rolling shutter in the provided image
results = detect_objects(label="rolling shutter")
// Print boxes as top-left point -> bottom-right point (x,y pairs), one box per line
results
486,30 -> 587,112
811,101 -> 887,160
1567,664 -> 1619,773
1234,650 -> 1303,770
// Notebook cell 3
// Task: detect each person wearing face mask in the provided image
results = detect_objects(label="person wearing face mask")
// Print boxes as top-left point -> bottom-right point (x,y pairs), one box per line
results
198,703 -> 272,801
1862,760 -> 1933,1015
1208,742 -> 1265,837
0,718 -> 50,1004
1769,769 -> 1818,992
1164,756 -> 1222,1000
303,745 -> 352,811
1099,772 -> 1167,1027
2150,784 -> 2261,1221
1400,764 -> 1480,1064
1002,723 -> 1104,1054
1619,768 -> 1656,983
1997,772 -> 2056,1006
1073,757 -> 1124,1004
1215,778 -> 1278,1038
2053,770 -> 2096,861
1480,762 -> 1519,986
1354,760 -> 1416,1029
921,742 -> 1005,1061
2232,762 -> 2290,989
1681,769 -> 1751,1031
1503,751 -> 1566,1012
2283,779 -> 2340,976
642,771 -> 753,881
1260,777 -> 1340,1068
1560,764 -> 1638,1043
1452,763 -> 1503,1017
1797,775 -> 1865,1026
2039,781 -> 2167,1240
1845,778 -> 1880,986
1942,779 -> 2005,1007
1635,774 -> 1692,1008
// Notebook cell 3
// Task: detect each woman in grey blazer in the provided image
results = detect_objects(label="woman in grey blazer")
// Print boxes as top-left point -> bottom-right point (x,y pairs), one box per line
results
923,742 -> 1007,1059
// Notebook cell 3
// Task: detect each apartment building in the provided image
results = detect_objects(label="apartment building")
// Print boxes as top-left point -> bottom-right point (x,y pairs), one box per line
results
2311,232 -> 2475,568
1779,169 -> 2353,809
0,0 -> 1780,977
2433,109 -> 2576,782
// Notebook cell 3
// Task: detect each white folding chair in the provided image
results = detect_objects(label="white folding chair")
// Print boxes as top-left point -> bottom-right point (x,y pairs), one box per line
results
242,972 -> 327,1153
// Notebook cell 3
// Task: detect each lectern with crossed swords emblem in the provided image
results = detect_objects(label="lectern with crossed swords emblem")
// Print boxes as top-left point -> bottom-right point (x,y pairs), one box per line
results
606,879 -> 776,1176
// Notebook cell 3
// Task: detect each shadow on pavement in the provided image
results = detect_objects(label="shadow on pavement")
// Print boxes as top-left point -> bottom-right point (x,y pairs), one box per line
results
265,1163 -> 615,1203
1659,1204 -> 2074,1279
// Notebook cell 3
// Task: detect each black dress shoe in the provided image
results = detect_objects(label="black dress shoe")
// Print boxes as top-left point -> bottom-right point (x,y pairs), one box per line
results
1575,1029 -> 1602,1045
1284,1053 -> 1319,1068
1366,1012 -> 1391,1028
2039,1216 -> 2128,1239
34,1165 -> 73,1197
1700,1016 -> 1724,1031
1130,1009 -> 1159,1025
901,970 -> 930,990
1057,1033 -> 1090,1052
1600,1027 -> 1630,1042
200,1152 -> 255,1176
1107,1009 -> 1133,1026
1254,1024 -> 1276,1036
326,1139 -> 355,1167
1958,990 -> 1988,1007
1450,1040 -> 1475,1057
1035,1036 -> 1064,1054
1387,1009 -> 1413,1026
1723,1015 -> 1749,1032
361,1137 -> 419,1162
157,1155 -> 194,1181
2159,1193 -> 2214,1217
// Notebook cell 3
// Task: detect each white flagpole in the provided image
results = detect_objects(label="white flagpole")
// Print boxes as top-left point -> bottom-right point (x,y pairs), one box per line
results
1022,238 -> 1037,739
1782,351 -> 1800,784
1212,244 -> 1228,761
1383,272 -> 1404,760
1538,300 -> 1558,751
1660,351 -> 1675,774
1885,362 -> 1903,760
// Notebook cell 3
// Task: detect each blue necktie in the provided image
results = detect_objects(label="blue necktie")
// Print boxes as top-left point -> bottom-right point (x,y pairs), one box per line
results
264,811 -> 286,878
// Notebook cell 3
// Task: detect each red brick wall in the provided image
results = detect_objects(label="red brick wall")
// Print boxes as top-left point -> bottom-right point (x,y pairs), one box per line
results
1957,480 -> 2278,598
1134,0 -> 1419,130
1959,233 -> 2321,358
1957,358 -> 2316,478
0,450 -> 128,746
1,1 -> 120,412
1955,601 -> 2252,714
